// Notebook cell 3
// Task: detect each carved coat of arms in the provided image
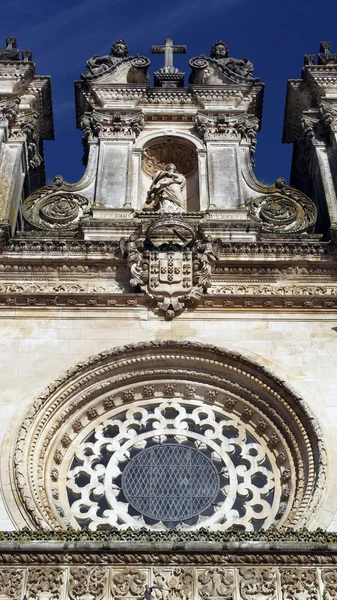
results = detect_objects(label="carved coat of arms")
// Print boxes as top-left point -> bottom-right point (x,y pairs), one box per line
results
121,217 -> 218,318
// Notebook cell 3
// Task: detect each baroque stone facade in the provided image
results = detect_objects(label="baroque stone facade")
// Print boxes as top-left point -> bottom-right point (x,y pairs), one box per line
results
0,35 -> 337,596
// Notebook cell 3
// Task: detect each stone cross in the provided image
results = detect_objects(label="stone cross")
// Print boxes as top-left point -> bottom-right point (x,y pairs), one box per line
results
151,38 -> 186,69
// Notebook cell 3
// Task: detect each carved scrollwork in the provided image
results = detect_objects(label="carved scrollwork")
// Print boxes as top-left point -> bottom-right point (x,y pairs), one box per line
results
247,181 -> 317,234
23,181 -> 91,231
131,56 -> 151,69
189,56 -> 209,70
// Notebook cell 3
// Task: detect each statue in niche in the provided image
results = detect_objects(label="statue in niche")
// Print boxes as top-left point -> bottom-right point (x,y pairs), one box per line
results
84,39 -> 129,78
145,163 -> 186,213
211,40 -> 253,78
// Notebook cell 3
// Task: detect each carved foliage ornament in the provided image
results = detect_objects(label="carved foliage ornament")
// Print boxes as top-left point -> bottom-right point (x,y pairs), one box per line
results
23,177 -> 91,230
10,341 -> 326,532
81,111 -> 145,140
1,566 -> 337,600
121,217 -> 218,318
247,180 -> 317,234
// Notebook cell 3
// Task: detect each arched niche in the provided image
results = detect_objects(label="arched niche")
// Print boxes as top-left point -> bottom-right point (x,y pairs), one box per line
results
4,341 -> 326,531
140,137 -> 200,211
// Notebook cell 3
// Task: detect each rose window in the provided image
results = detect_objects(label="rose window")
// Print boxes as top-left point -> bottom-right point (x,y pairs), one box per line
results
65,399 -> 281,530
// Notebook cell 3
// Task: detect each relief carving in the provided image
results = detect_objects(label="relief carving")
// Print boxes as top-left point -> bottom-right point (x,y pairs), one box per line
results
111,568 -> 148,599
121,217 -> 218,318
0,568 -> 24,599
239,568 -> 277,600
198,568 -> 234,600
27,567 -> 64,600
322,569 -> 337,599
153,568 -> 193,600
68,566 -> 107,600
280,568 -> 318,600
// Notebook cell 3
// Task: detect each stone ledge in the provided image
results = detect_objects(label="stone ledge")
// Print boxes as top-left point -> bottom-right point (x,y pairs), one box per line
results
1,539 -> 337,555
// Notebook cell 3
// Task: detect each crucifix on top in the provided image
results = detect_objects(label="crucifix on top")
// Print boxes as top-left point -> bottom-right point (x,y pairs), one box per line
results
152,38 -> 187,88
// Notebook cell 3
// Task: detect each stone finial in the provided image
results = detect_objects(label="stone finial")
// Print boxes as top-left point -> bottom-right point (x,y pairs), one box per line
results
0,37 -> 19,61
152,38 -> 186,87
303,54 -> 315,66
0,37 -> 33,62
318,41 -> 337,65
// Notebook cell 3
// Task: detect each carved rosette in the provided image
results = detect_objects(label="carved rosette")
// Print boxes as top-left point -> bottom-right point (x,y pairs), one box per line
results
10,342 -> 326,532
247,185 -> 317,234
23,184 -> 91,230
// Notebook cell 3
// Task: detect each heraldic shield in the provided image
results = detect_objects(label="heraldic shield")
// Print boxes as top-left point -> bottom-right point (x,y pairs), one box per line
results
122,216 -> 218,319
149,251 -> 193,295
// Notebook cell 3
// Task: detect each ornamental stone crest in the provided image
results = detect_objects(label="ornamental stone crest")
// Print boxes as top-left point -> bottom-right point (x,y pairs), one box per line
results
120,217 -> 218,318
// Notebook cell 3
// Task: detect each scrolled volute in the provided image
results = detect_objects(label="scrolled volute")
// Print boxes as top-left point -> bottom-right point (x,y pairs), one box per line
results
247,183 -> 317,235
130,56 -> 151,69
23,179 -> 91,231
189,56 -> 209,70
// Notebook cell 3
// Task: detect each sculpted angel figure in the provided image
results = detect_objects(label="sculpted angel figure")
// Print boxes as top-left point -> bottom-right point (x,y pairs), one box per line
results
144,163 -> 186,213
85,39 -> 129,79
211,40 -> 253,78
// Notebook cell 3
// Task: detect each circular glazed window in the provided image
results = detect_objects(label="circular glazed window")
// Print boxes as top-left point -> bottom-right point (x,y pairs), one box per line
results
122,443 -> 220,522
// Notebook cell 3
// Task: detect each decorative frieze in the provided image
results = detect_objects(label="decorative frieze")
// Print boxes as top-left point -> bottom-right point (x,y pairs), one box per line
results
0,561 -> 336,600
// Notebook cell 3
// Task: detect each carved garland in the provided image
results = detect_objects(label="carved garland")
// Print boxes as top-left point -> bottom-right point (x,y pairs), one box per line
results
8,341 -> 326,531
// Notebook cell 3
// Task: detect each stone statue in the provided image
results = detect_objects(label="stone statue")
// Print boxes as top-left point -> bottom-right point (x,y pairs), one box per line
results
211,40 -> 253,78
145,163 -> 186,212
85,39 -> 129,79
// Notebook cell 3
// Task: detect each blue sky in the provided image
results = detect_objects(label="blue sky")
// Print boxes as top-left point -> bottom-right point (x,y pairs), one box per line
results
2,0 -> 337,185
